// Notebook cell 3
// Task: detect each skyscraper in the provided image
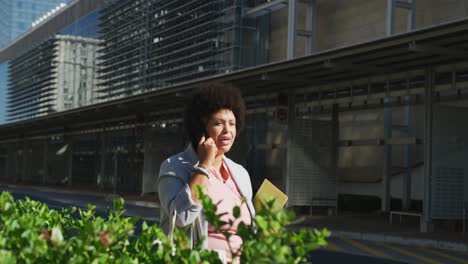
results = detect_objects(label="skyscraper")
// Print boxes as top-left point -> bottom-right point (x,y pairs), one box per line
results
0,0 -> 70,124
7,35 -> 101,121
0,0 -> 69,48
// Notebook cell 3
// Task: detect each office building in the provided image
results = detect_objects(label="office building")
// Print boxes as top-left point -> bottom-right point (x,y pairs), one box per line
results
0,0 -> 71,123
96,0 -> 255,100
7,35 -> 101,121
1,0 -> 468,233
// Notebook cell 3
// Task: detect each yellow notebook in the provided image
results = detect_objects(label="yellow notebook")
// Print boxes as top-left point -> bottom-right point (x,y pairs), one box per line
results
253,179 -> 288,212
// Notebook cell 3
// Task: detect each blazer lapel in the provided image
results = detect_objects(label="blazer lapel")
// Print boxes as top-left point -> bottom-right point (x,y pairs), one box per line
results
223,157 -> 250,199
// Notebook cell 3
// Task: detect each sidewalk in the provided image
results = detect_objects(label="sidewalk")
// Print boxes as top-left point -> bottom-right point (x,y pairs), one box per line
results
2,183 -> 467,252
294,213 -> 468,252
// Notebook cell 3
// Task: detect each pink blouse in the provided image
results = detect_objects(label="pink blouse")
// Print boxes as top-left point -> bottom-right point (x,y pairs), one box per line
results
206,162 -> 252,263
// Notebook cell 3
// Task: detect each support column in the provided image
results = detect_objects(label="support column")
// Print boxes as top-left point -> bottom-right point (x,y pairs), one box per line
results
14,141 -> 20,182
113,146 -> 120,195
422,67 -> 434,233
21,140 -> 27,183
99,130 -> 107,189
42,139 -> 49,185
387,0 -> 416,36
94,133 -> 100,188
66,139 -> 73,186
386,0 -> 395,36
285,91 -> 296,200
383,103 -> 392,212
4,145 -> 10,181
305,0 -> 317,54
407,0 -> 416,32
402,99 -> 412,210
129,127 -> 137,193
287,0 -> 297,59
331,104 -> 339,214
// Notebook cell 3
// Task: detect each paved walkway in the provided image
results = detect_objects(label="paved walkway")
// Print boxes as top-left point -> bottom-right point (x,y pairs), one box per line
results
322,236 -> 468,264
295,213 -> 468,252
2,183 -> 467,253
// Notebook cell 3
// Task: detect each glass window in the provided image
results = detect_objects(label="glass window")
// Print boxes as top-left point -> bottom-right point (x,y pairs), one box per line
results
17,22 -> 27,30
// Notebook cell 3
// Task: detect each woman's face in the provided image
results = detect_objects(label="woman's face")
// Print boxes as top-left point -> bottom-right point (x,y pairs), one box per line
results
205,109 -> 237,155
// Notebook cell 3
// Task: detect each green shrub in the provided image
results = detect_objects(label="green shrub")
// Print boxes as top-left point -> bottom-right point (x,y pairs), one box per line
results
0,190 -> 329,263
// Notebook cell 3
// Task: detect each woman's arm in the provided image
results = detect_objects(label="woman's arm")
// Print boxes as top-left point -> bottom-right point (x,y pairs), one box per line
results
189,170 -> 209,203
158,162 -> 203,227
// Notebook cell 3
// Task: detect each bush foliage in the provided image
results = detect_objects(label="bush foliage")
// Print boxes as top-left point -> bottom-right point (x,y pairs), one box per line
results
0,190 -> 329,263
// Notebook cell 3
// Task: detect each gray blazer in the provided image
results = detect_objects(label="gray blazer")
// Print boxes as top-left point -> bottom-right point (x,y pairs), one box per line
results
158,145 -> 256,248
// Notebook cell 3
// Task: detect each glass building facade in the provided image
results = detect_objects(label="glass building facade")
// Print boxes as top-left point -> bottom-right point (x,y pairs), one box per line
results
2,0 -> 468,220
4,0 -> 468,122
0,0 -> 72,124
7,35 -> 102,121
0,0 -> 13,49
5,2 -> 99,122
3,0 -> 68,46
96,0 -> 255,101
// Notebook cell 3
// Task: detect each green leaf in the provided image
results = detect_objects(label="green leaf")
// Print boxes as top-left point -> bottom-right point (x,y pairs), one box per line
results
232,206 -> 240,218
142,221 -> 148,231
113,198 -> 125,212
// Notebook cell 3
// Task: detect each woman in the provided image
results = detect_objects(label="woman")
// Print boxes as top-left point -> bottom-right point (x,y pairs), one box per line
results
158,83 -> 255,263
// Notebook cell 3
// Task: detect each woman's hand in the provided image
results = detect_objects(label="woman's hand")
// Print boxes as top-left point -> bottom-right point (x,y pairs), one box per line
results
197,135 -> 218,168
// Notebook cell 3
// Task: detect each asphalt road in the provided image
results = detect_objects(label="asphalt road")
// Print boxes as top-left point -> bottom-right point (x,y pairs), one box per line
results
1,186 -> 159,222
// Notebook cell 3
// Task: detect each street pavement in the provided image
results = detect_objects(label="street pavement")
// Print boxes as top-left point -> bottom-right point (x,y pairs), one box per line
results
322,236 -> 467,264
1,186 -> 467,264
0,185 -> 159,223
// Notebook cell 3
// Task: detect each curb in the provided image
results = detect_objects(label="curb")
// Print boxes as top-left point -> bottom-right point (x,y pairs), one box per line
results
330,229 -> 468,252
3,184 -> 108,198
125,200 -> 159,208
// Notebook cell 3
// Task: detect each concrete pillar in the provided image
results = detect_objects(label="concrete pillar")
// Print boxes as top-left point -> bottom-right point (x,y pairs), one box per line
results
66,139 -> 73,186
402,101 -> 412,210
21,140 -> 27,182
99,130 -> 107,189
113,148 -> 118,195
4,145 -> 10,181
386,0 -> 395,36
94,133 -> 100,187
422,67 -> 434,233
383,101 -> 392,212
331,104 -> 339,214
285,91 -> 295,200
42,139 -> 49,185
305,0 -> 317,54
14,142 -> 20,182
407,0 -> 416,32
141,124 -> 161,195
287,0 -> 297,59
129,127 -> 137,193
